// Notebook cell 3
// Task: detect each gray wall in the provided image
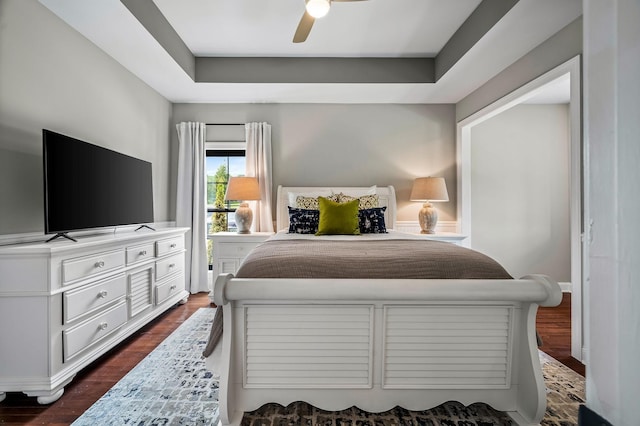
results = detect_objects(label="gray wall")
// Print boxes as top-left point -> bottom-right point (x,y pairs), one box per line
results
470,104 -> 571,281
172,104 -> 457,223
456,17 -> 582,122
0,0 -> 173,236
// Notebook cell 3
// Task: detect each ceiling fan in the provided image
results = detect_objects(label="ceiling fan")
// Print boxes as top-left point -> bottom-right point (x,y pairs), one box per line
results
293,0 -> 369,43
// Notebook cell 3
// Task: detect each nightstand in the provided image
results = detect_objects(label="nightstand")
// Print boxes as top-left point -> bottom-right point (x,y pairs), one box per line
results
416,232 -> 467,246
209,232 -> 273,299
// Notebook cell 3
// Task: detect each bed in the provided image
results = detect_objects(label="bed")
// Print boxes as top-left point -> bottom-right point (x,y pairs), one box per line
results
205,185 -> 561,425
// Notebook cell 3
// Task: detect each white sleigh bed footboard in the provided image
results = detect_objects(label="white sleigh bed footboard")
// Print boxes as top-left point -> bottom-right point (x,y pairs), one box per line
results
208,274 -> 561,426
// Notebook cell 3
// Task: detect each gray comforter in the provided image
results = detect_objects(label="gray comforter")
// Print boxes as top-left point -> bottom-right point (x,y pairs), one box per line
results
235,238 -> 512,279
203,237 -> 513,357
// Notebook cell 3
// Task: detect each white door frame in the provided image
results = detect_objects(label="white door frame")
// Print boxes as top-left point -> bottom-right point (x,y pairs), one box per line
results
456,55 -> 585,362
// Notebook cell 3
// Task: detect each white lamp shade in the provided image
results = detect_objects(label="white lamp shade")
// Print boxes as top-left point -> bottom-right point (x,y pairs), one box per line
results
306,0 -> 330,18
409,177 -> 449,202
225,177 -> 261,201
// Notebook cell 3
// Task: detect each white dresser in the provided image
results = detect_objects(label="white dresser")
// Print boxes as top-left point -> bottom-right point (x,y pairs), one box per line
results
0,227 -> 189,404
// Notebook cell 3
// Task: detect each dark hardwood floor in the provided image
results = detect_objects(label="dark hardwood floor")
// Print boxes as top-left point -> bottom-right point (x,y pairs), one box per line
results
0,292 -> 583,425
537,292 -> 585,376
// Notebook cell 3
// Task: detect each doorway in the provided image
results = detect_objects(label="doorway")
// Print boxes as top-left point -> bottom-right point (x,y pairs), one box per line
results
456,55 -> 584,362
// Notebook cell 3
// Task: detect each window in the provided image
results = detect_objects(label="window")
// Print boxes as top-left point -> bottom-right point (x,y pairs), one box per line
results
206,149 -> 246,267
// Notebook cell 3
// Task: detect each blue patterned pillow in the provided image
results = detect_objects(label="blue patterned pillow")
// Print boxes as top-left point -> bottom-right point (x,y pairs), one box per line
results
288,207 -> 320,234
358,207 -> 387,234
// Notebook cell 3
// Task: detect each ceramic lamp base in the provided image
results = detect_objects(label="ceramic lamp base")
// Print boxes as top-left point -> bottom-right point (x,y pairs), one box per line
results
418,202 -> 438,234
234,202 -> 253,234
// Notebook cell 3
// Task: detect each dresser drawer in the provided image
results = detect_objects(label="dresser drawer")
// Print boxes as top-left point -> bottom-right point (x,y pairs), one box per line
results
156,274 -> 184,305
62,250 -> 125,284
217,242 -> 259,259
63,274 -> 127,324
63,301 -> 128,362
126,243 -> 155,265
156,252 -> 184,281
156,236 -> 184,256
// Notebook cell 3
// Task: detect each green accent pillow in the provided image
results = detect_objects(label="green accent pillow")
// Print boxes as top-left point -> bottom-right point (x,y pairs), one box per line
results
316,197 -> 361,236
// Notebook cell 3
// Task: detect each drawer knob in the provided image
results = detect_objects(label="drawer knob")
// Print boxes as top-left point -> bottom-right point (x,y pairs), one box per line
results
98,322 -> 108,331
169,263 -> 175,268
170,243 -> 177,248
97,290 -> 108,299
94,261 -> 105,268
170,285 -> 177,290
139,250 -> 147,256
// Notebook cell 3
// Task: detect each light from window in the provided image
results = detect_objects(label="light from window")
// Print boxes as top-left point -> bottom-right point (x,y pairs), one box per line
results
206,149 -> 246,268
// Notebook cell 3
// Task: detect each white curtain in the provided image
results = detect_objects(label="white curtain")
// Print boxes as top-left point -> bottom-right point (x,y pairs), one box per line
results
176,122 -> 208,293
245,122 -> 274,232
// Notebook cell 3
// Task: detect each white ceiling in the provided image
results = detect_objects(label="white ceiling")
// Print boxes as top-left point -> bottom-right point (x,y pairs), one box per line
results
154,0 -> 481,57
39,0 -> 581,104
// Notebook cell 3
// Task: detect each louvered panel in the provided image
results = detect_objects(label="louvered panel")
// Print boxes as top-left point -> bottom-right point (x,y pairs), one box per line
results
247,335 -> 370,343
386,336 -> 508,344
244,305 -> 373,388
128,267 -> 153,318
218,259 -> 238,274
247,363 -> 369,371
383,305 -> 512,389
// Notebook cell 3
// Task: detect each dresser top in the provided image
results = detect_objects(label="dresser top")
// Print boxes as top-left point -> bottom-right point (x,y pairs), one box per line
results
0,227 -> 189,255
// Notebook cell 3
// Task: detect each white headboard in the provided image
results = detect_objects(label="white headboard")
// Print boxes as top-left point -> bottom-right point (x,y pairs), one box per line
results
276,185 -> 397,232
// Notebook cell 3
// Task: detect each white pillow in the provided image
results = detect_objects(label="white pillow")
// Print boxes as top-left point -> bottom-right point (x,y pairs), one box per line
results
330,185 -> 377,198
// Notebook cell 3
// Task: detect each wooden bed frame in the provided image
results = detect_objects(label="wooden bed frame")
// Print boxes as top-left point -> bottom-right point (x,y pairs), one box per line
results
207,186 -> 562,425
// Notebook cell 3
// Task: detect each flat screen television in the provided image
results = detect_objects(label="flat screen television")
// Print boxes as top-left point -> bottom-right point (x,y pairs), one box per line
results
43,129 -> 154,241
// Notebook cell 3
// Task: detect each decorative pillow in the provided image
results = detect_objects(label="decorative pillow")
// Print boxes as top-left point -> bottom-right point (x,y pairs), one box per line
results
288,207 -> 320,234
315,197 -> 360,236
287,190 -> 332,207
358,207 -> 388,234
296,194 -> 340,210
339,193 -> 379,209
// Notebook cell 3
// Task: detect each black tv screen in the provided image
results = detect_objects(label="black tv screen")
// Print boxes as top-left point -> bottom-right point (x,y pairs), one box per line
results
43,129 -> 154,236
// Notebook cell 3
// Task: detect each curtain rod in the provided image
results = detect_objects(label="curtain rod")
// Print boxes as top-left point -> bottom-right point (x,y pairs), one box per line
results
205,123 -> 245,126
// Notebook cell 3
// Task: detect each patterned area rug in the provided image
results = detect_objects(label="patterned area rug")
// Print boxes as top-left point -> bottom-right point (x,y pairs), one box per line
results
73,307 -> 584,426
72,308 -> 220,425
243,351 -> 585,426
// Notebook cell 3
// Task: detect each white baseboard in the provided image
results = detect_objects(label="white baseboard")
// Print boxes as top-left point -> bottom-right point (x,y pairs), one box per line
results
559,282 -> 572,293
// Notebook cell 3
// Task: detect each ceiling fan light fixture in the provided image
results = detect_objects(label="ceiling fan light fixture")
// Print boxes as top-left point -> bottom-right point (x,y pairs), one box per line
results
305,0 -> 330,18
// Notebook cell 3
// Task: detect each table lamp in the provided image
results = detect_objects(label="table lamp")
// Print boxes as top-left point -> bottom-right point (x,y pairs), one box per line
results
225,177 -> 261,234
409,177 -> 449,234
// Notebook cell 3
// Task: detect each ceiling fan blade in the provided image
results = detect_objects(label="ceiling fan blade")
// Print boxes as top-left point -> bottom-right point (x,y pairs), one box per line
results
293,11 -> 315,43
